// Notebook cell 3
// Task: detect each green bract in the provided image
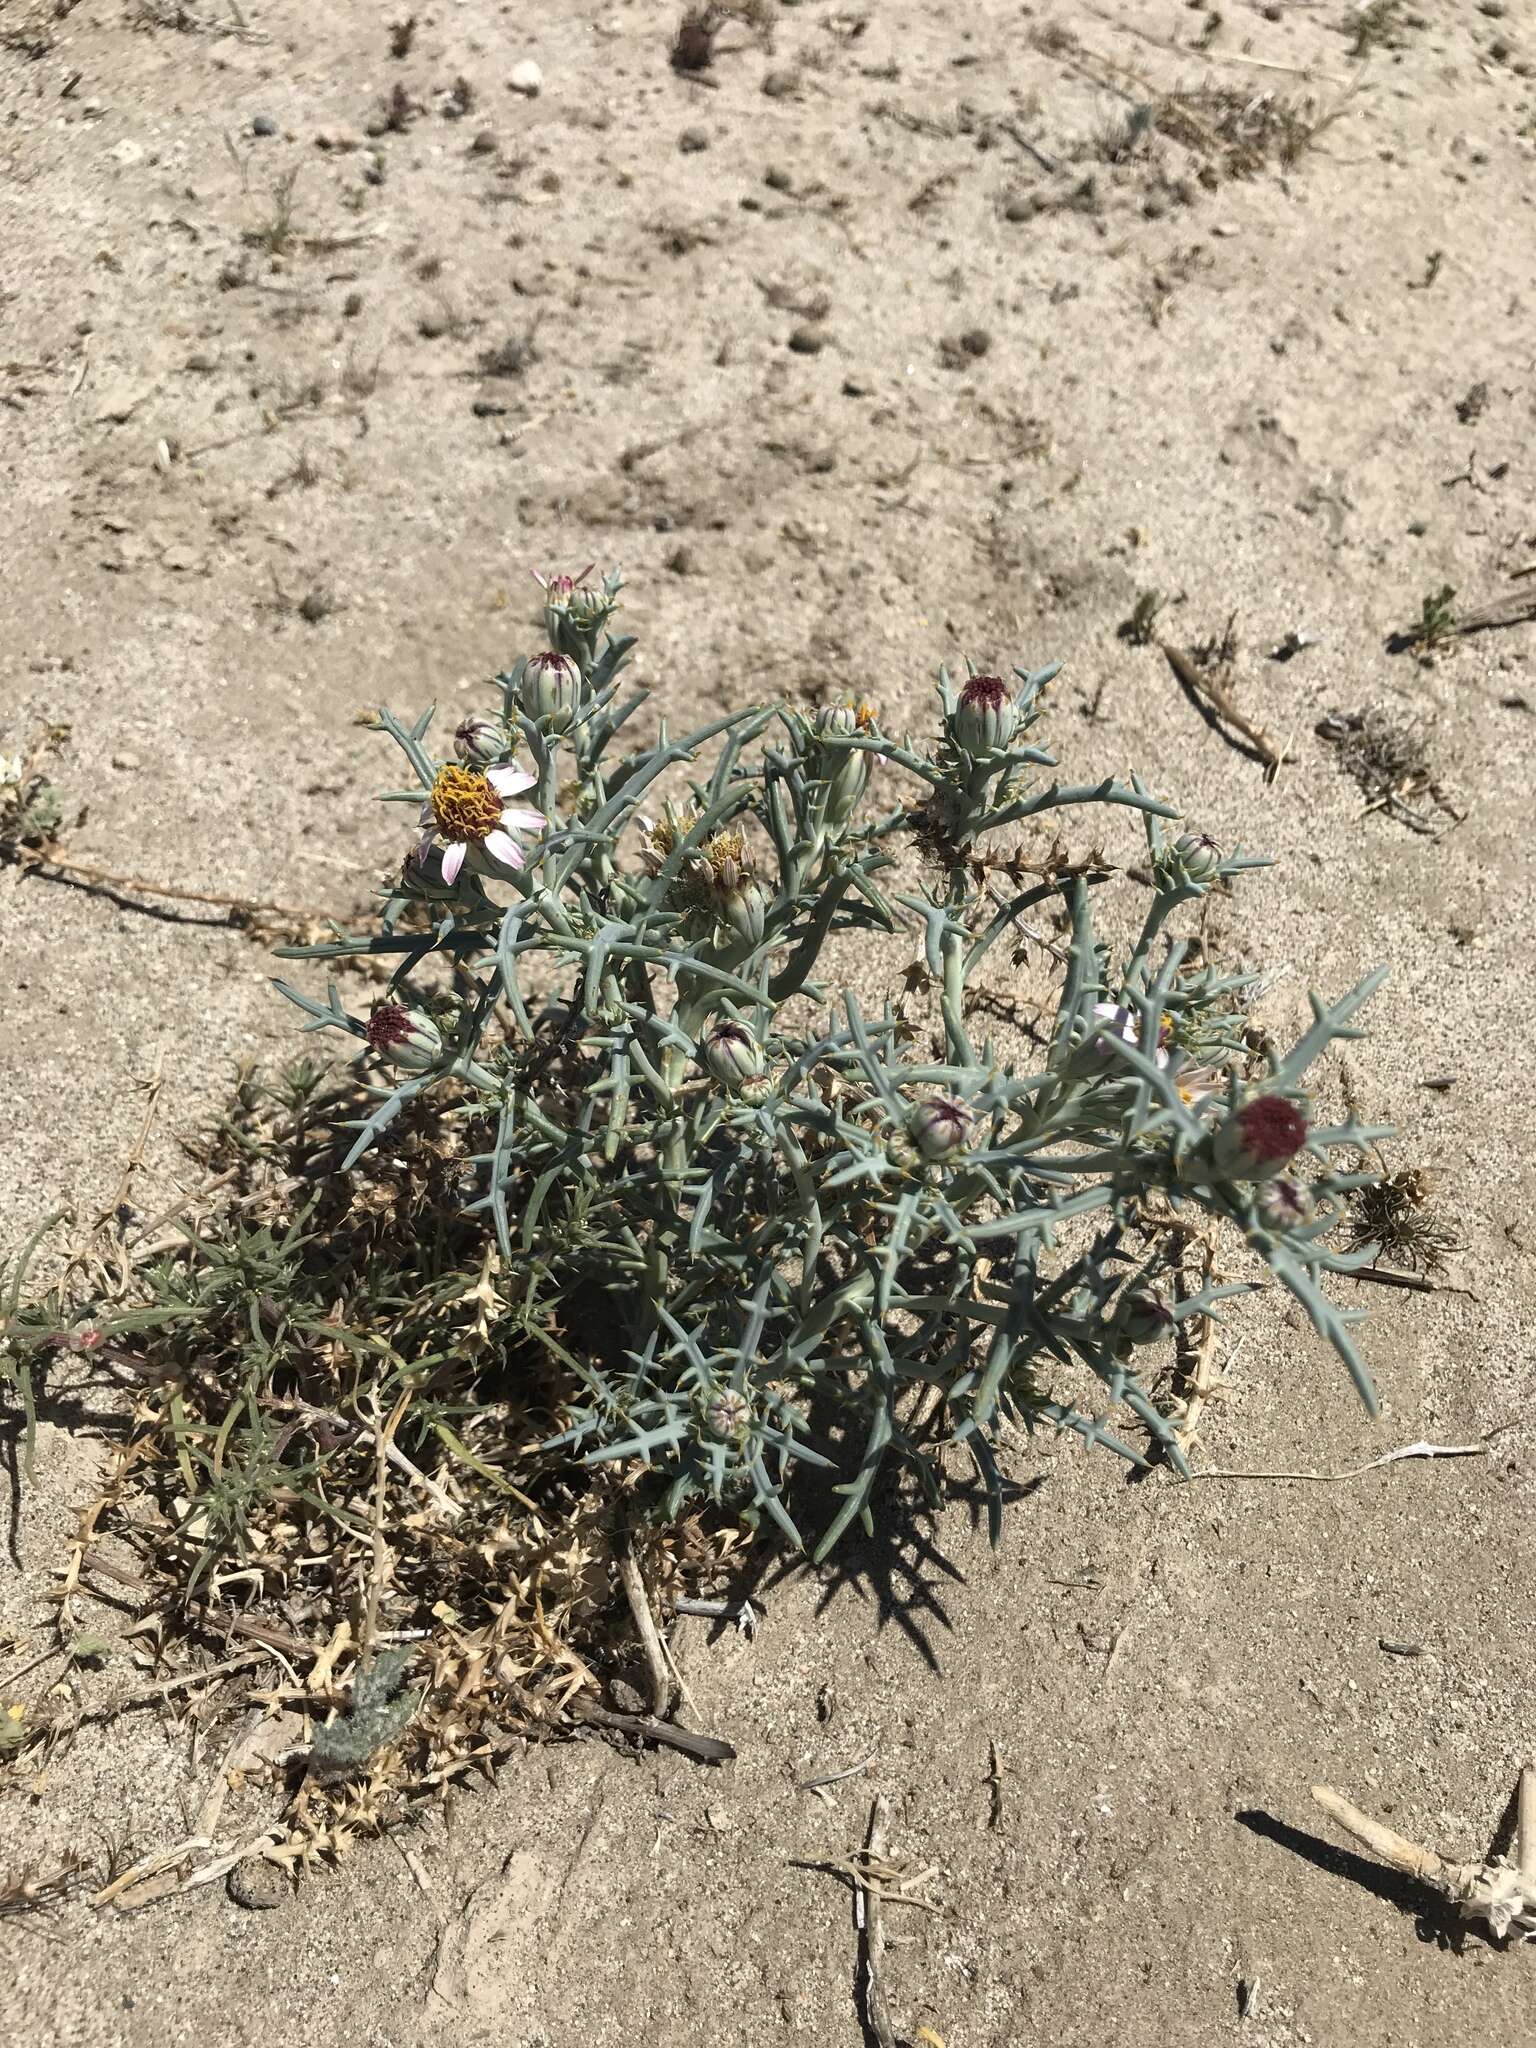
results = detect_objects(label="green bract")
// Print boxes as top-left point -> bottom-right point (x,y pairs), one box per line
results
277,569 -> 1392,1559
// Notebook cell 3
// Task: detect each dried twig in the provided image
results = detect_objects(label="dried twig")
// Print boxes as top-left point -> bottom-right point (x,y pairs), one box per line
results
1159,640 -> 1288,774
1345,1265 -> 1474,1296
16,845 -> 336,927
986,1737 -> 1005,1831
91,1836 -> 211,1909
615,1524 -> 675,1719
568,1695 -> 735,1763
799,1751 -> 878,1792
360,1393 -> 400,1658
858,1795 -> 898,2048
1311,1771 -> 1536,1940
77,1554 -> 316,1660
1185,1429 -> 1514,1486
26,1650 -> 269,1748
673,1595 -> 760,1636
0,1858 -> 86,1916
1392,586 -> 1536,649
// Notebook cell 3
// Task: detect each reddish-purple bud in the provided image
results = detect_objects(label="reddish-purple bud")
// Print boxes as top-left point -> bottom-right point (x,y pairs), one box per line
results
365,1003 -> 442,1071
953,673 -> 1018,754
1212,1094 -> 1308,1180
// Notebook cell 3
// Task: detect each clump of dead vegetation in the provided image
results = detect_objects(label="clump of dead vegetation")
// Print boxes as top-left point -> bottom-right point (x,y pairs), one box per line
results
1346,1164 -> 1459,1275
1316,704 -> 1459,834
670,1 -> 773,77
0,1066 -> 741,1902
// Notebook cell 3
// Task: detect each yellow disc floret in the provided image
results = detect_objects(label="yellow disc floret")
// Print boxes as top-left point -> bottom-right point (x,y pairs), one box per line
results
430,764 -> 504,843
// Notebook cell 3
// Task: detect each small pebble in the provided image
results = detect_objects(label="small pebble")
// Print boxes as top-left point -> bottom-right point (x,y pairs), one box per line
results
764,166 -> 792,191
251,113 -> 278,138
959,327 -> 991,358
111,751 -> 143,772
679,126 -> 709,154
761,70 -> 797,98
787,324 -> 827,355
509,59 -> 543,98
469,129 -> 497,156
342,290 -> 364,317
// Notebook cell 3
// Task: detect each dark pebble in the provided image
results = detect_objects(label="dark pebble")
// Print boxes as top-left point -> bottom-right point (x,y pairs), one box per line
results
959,328 -> 991,358
679,126 -> 709,154
764,166 -> 792,191
788,324 -> 827,355
470,130 -> 498,156
252,113 -> 278,138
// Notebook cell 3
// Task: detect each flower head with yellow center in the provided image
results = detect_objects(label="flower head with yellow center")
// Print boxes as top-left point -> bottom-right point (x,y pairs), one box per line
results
418,760 -> 546,883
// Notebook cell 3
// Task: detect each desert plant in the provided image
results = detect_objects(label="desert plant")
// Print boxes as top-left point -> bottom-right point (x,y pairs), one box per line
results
265,567 -> 1393,1560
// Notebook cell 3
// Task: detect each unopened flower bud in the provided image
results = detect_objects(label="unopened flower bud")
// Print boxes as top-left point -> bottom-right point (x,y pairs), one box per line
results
454,713 -> 509,767
699,1019 -> 766,1092
1153,832 -> 1223,895
704,1387 -> 751,1440
909,1095 -> 972,1163
365,1002 -> 442,1072
717,875 -> 767,949
541,567 -> 616,661
812,702 -> 873,829
519,650 -> 580,732
1211,1094 -> 1308,1181
1114,1287 -> 1175,1349
814,703 -> 859,739
1256,1175 -> 1314,1232
952,673 -> 1019,755
400,839 -> 463,901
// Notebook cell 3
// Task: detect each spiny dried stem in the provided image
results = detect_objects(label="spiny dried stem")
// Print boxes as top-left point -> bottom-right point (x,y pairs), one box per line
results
1312,1774 -> 1536,1942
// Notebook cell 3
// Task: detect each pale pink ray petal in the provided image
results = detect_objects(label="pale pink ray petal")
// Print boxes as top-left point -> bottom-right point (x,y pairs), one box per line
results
498,805 -> 547,833
441,840 -> 468,883
487,765 -> 537,798
483,829 -> 524,869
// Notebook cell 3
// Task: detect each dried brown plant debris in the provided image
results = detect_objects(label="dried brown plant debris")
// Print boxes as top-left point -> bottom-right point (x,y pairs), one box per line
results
671,3 -> 770,75
1316,705 -> 1459,833
1,1070 -> 743,1888
1346,1166 -> 1460,1275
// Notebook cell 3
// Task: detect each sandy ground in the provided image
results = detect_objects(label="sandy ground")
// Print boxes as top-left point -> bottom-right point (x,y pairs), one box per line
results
3,0 -> 1536,2041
